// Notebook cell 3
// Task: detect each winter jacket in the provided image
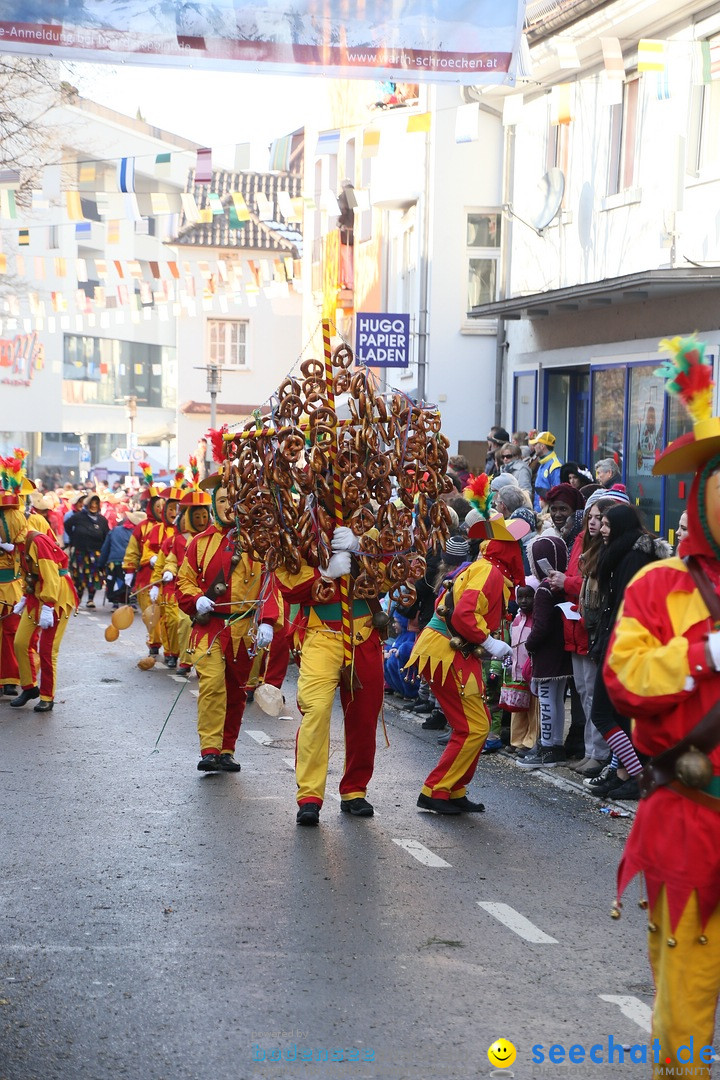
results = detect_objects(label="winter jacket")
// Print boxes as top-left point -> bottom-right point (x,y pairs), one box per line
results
525,579 -> 572,679
98,521 -> 134,568
561,532 -> 589,655
533,451 -> 563,510
66,508 -> 109,554
502,458 -> 533,497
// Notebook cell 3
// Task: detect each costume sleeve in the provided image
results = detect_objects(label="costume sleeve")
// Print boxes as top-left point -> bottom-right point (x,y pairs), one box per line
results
257,572 -> 282,626
450,562 -> 503,643
28,540 -> 62,608
164,547 -> 179,577
274,563 -> 318,605
525,585 -> 555,653
122,528 -> 142,572
151,546 -> 167,584
177,536 -> 202,616
604,562 -> 699,719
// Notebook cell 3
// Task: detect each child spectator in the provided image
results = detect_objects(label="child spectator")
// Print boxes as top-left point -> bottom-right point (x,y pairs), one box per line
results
504,583 -> 539,753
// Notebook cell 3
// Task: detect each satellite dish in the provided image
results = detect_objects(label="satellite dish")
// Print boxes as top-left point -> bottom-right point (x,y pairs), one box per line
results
531,168 -> 565,232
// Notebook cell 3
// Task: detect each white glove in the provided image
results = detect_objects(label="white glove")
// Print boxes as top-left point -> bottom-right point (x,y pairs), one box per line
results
149,586 -> 159,602
13,597 -> 26,615
149,555 -> 157,566
162,570 -> 174,584
124,573 -> 134,587
256,623 -> 274,649
38,604 -> 54,630
0,541 -> 14,553
707,631 -> 720,671
482,635 -> 513,661
331,526 -> 361,553
196,596 -> 215,616
320,551 -> 352,579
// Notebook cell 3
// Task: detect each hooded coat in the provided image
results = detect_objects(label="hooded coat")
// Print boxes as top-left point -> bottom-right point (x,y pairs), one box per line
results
525,534 -> 572,680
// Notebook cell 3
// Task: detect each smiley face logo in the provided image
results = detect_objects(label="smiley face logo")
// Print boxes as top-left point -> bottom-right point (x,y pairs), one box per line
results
487,1039 -> 517,1069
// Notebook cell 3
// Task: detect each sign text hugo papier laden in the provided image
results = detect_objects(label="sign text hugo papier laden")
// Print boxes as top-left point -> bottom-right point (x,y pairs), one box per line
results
355,313 -> 410,368
0,332 -> 44,386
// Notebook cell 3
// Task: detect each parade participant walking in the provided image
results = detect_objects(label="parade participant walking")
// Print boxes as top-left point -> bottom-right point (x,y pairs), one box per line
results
122,463 -> 166,656
160,478 -> 211,675
274,525 -> 388,826
408,476 -> 529,814
66,493 -> 109,608
177,474 -> 280,773
98,510 -> 145,608
605,336 -> 720,1077
0,454 -> 36,698
148,470 -> 186,666
0,454 -> 79,712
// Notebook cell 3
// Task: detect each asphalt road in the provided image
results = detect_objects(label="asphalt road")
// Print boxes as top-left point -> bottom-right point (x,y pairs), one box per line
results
0,605 -> 658,1080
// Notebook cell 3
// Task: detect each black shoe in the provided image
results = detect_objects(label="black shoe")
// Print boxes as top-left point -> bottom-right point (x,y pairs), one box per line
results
217,754 -> 241,772
165,656 -> 178,669
33,700 -> 54,713
416,793 -> 461,815
605,777 -> 640,801
246,688 -> 255,704
148,646 -> 160,656
584,765 -> 618,796
421,710 -> 447,730
9,687 -> 40,708
85,600 -> 95,609
296,803 -> 320,826
178,665 -> 192,677
197,753 -> 221,772
340,797 -> 374,817
516,740 -> 540,759
2,685 -> 18,697
452,796 -> 485,813
413,701 -> 434,714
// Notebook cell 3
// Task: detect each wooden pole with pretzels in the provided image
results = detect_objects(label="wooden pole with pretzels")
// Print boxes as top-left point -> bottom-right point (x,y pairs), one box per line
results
321,319 -> 359,691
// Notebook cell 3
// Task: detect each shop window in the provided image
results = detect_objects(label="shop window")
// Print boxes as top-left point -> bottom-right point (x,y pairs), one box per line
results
626,365 -> 664,531
62,333 -> 175,408
465,210 -> 501,320
208,319 -> 247,368
607,76 -> 640,195
591,367 -> 626,472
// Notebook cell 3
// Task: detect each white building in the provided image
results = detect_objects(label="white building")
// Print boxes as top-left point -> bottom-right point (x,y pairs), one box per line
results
470,0 -> 720,535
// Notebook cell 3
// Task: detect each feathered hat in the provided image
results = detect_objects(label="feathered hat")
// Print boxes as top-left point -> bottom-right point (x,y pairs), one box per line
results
180,455 -> 211,506
159,466 -> 188,502
652,335 -> 720,475
138,460 -> 162,500
463,472 -> 530,542
0,449 -> 36,509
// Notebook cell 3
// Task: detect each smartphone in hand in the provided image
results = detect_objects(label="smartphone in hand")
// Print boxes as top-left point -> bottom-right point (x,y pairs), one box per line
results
537,558 -> 553,576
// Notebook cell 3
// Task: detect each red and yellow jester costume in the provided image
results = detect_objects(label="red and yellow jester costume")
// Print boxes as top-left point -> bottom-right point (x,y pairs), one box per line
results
274,558 -> 385,818
408,497 -> 528,814
177,474 -> 280,772
149,470 -> 186,667
0,454 -> 36,696
122,462 -> 167,656
159,479 -> 211,675
606,336 -> 720,1079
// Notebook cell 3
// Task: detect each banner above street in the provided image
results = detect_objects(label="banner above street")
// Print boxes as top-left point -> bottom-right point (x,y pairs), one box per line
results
0,1 -> 525,85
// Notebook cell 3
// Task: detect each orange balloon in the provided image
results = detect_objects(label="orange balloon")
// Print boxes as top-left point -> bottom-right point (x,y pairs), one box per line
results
104,625 -> 119,642
111,605 -> 134,630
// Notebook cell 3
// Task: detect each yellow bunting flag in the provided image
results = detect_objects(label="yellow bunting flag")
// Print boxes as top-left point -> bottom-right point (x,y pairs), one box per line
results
18,229 -> 29,246
0,253 -> 7,274
407,112 -> 431,133
230,192 -> 250,220
551,83 -> 573,124
65,190 -> 84,221
638,39 -> 667,72
150,192 -> 171,214
362,129 -> 381,157
54,257 -> 67,277
106,219 -> 120,245
79,163 -> 96,183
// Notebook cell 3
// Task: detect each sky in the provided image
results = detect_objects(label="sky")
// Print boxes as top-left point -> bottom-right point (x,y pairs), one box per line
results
68,62 -> 331,169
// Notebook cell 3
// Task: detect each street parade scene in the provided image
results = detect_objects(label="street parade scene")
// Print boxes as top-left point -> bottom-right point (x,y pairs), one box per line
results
3,1 -> 720,1078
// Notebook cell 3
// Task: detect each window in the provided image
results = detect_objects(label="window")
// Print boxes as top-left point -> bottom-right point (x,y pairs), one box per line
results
48,225 -> 59,249
688,35 -> 720,173
465,211 -> 501,319
62,334 -> 175,408
208,319 -> 247,367
608,76 -> 640,195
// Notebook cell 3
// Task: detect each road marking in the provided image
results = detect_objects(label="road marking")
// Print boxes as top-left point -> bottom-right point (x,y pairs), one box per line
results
392,839 -> 450,868
245,729 -> 273,746
476,902 -> 558,943
283,757 -> 295,769
169,674 -> 190,684
598,995 -> 652,1033
188,687 -> 199,698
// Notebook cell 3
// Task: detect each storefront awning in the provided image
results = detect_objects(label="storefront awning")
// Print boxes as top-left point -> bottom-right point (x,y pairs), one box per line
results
469,267 -> 720,320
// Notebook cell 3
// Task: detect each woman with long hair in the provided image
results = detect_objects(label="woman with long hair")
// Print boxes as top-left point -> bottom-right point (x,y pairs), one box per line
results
586,504 -> 672,799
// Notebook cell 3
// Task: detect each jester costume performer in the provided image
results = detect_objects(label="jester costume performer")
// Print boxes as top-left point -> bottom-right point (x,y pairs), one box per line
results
408,476 -> 528,814
606,336 -> 720,1078
122,463 -> 167,656
159,470 -> 211,676
9,516 -> 78,712
274,524 -> 388,826
148,469 -> 186,667
0,453 -> 36,697
176,475 -> 280,773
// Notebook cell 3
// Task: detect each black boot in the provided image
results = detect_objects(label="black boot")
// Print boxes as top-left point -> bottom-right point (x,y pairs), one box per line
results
34,700 -> 54,713
9,687 -> 40,708
2,685 -> 18,697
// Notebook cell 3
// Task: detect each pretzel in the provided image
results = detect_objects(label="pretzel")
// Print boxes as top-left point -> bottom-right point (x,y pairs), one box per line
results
332,343 -> 354,370
370,479 -> 393,505
350,371 -> 366,397
367,455 -> 391,480
303,377 -> 326,398
349,506 -> 375,536
390,583 -> 417,610
277,394 -> 303,421
300,358 -> 325,379
303,540 -> 321,568
317,506 -> 335,535
278,376 -> 302,400
352,573 -> 378,600
311,576 -> 337,603
358,531 -> 380,554
407,555 -> 427,581
310,446 -> 328,474
333,370 -> 351,394
388,554 -> 410,583
265,547 -> 280,571
279,431 -> 306,462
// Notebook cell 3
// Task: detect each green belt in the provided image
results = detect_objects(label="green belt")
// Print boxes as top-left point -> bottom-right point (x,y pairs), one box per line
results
0,568 -> 19,584
703,776 -> 720,799
303,600 -> 371,621
427,613 -> 449,636
59,569 -> 68,576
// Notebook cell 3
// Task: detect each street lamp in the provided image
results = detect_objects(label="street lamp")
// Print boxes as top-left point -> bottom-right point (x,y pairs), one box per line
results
206,362 -> 222,431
